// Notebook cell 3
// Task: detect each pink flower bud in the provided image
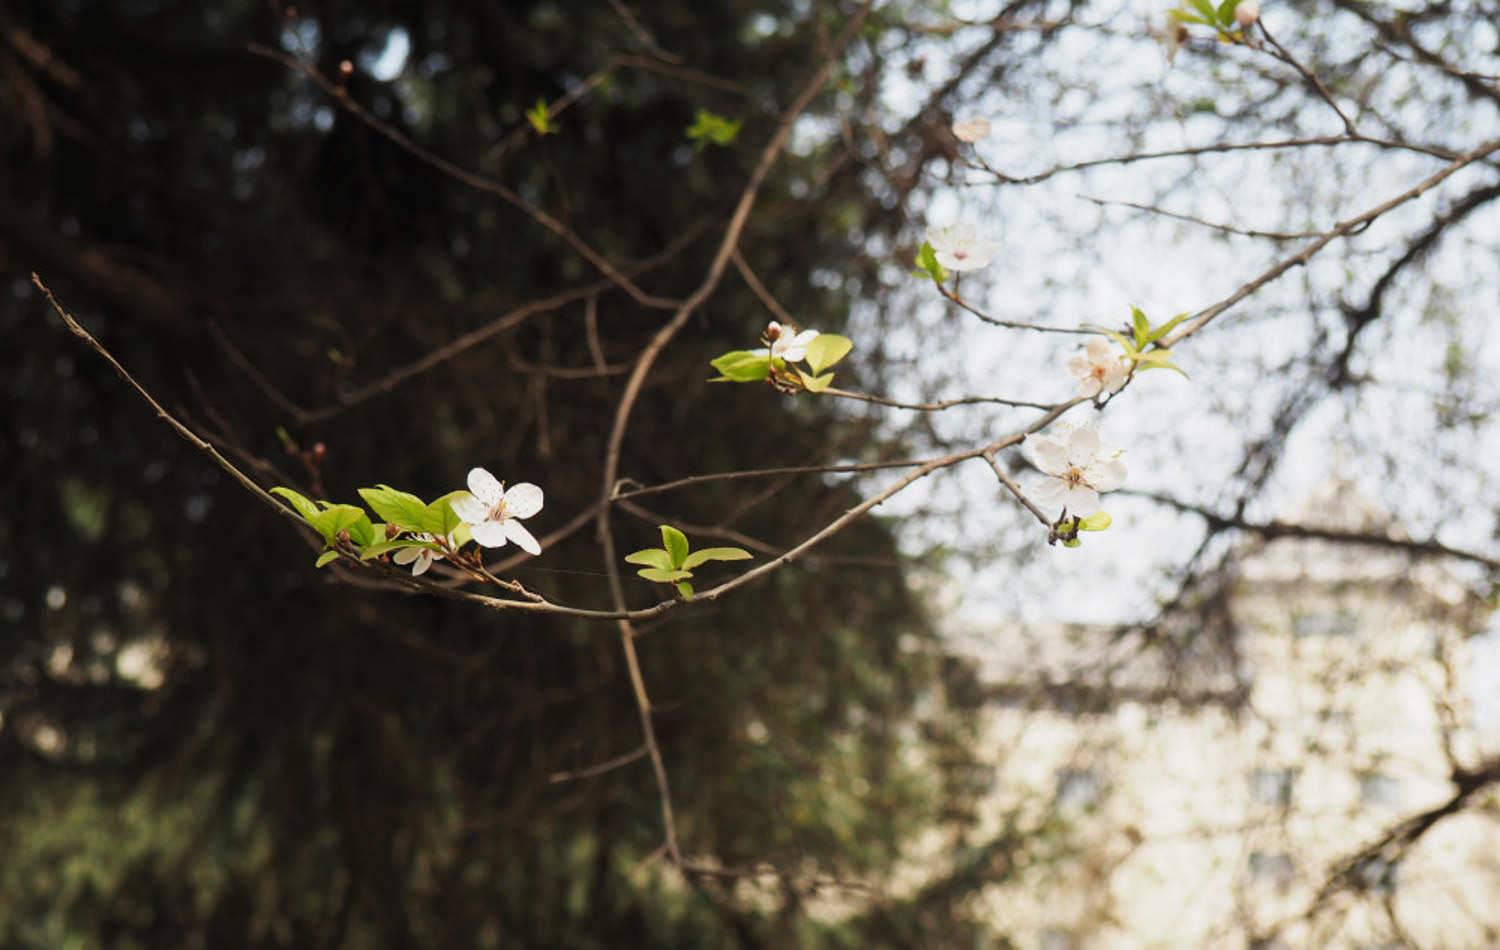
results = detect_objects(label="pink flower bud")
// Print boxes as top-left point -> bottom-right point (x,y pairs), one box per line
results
1234,1 -> 1260,27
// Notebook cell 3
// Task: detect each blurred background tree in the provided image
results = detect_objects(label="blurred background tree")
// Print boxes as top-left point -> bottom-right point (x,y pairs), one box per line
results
0,1 -> 1004,945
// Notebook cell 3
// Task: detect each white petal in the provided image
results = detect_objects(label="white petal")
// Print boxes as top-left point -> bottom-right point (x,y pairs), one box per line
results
1031,436 -> 1068,475
393,546 -> 421,565
1066,354 -> 1092,379
792,329 -> 820,347
1085,339 -> 1112,361
1086,458 -> 1127,492
1103,362 -> 1129,392
1065,485 -> 1101,515
749,347 -> 771,357
1032,478 -> 1068,506
410,551 -> 433,576
503,482 -> 544,519
467,467 -> 505,506
1076,377 -> 1103,398
1065,425 -> 1100,464
502,518 -> 542,556
450,493 -> 491,525
470,520 -> 510,547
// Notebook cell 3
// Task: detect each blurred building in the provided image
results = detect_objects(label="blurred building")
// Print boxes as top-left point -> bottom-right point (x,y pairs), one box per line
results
958,485 -> 1500,948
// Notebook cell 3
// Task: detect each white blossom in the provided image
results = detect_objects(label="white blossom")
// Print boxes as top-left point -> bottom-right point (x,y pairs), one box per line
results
1029,424 -> 1126,516
393,534 -> 446,576
762,321 -> 820,363
451,467 -> 544,555
1068,338 -> 1130,397
925,222 -> 999,273
1234,1 -> 1260,26
951,116 -> 991,143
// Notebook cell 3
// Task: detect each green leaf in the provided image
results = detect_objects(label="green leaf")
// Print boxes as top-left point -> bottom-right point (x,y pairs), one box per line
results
685,109 -> 742,149
1062,537 -> 1082,548
358,485 -> 431,533
1188,0 -> 1219,23
360,539 -> 438,561
271,486 -> 321,523
315,550 -> 341,568
676,581 -> 695,600
681,547 -> 753,570
1131,307 -> 1150,349
307,504 -> 370,544
450,522 -> 473,548
526,98 -> 555,135
914,241 -> 949,284
1077,511 -> 1112,532
1146,311 -> 1191,343
1088,326 -> 1140,358
428,490 -> 471,536
1138,360 -> 1190,378
796,369 -> 835,393
709,350 -> 772,383
1215,0 -> 1239,25
625,548 -> 674,570
345,512 -> 376,547
637,567 -> 693,583
804,334 -> 853,374
659,525 -> 689,568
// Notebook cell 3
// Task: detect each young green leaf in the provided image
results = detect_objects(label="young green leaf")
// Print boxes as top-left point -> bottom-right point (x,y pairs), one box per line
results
360,539 -> 439,561
1146,311 -> 1191,343
428,490 -> 471,535
796,369 -> 835,393
804,334 -> 853,374
526,99 -> 555,135
709,350 -> 772,382
358,485 -> 430,533
637,567 -> 693,583
659,525 -> 690,568
270,486 -> 322,523
685,109 -> 742,149
1077,511 -> 1112,532
1215,0 -> 1239,25
1131,307 -> 1151,349
913,241 -> 949,284
681,547 -> 753,570
314,550 -> 341,568
675,581 -> 695,600
625,548 -> 674,570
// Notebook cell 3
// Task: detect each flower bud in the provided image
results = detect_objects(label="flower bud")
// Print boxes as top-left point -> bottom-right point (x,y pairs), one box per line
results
312,442 -> 326,459
1234,1 -> 1259,27
385,522 -> 401,540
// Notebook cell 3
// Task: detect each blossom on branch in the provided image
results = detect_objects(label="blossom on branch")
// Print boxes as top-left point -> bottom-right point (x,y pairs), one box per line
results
759,321 -> 820,363
393,534 -> 447,576
1234,1 -> 1260,26
452,467 -> 544,555
1068,338 -> 1130,397
951,116 -> 991,143
1029,424 -> 1126,516
924,222 -> 999,273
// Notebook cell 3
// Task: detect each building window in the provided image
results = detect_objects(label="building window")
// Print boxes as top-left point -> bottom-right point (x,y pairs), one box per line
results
1248,851 -> 1295,888
1294,611 -> 1356,638
1352,856 -> 1398,894
1359,773 -> 1400,809
1055,769 -> 1100,810
1250,769 -> 1295,807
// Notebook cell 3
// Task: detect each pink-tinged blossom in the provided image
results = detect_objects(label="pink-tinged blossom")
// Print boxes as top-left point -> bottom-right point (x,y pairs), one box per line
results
1029,424 -> 1126,516
1068,339 -> 1130,397
925,222 -> 999,273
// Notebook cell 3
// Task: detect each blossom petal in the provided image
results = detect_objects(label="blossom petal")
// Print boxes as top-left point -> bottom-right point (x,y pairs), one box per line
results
1065,484 -> 1101,515
1075,376 -> 1103,398
1066,354 -> 1092,379
503,483 -> 544,519
410,551 -> 433,576
450,492 -> 491,525
1032,478 -> 1068,506
1065,425 -> 1100,464
467,467 -> 505,506
1031,436 -> 1069,475
1103,362 -> 1130,393
1086,458 -> 1127,492
503,518 -> 542,556
1085,339 -> 1113,361
470,520 -> 510,548
393,546 -> 421,565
